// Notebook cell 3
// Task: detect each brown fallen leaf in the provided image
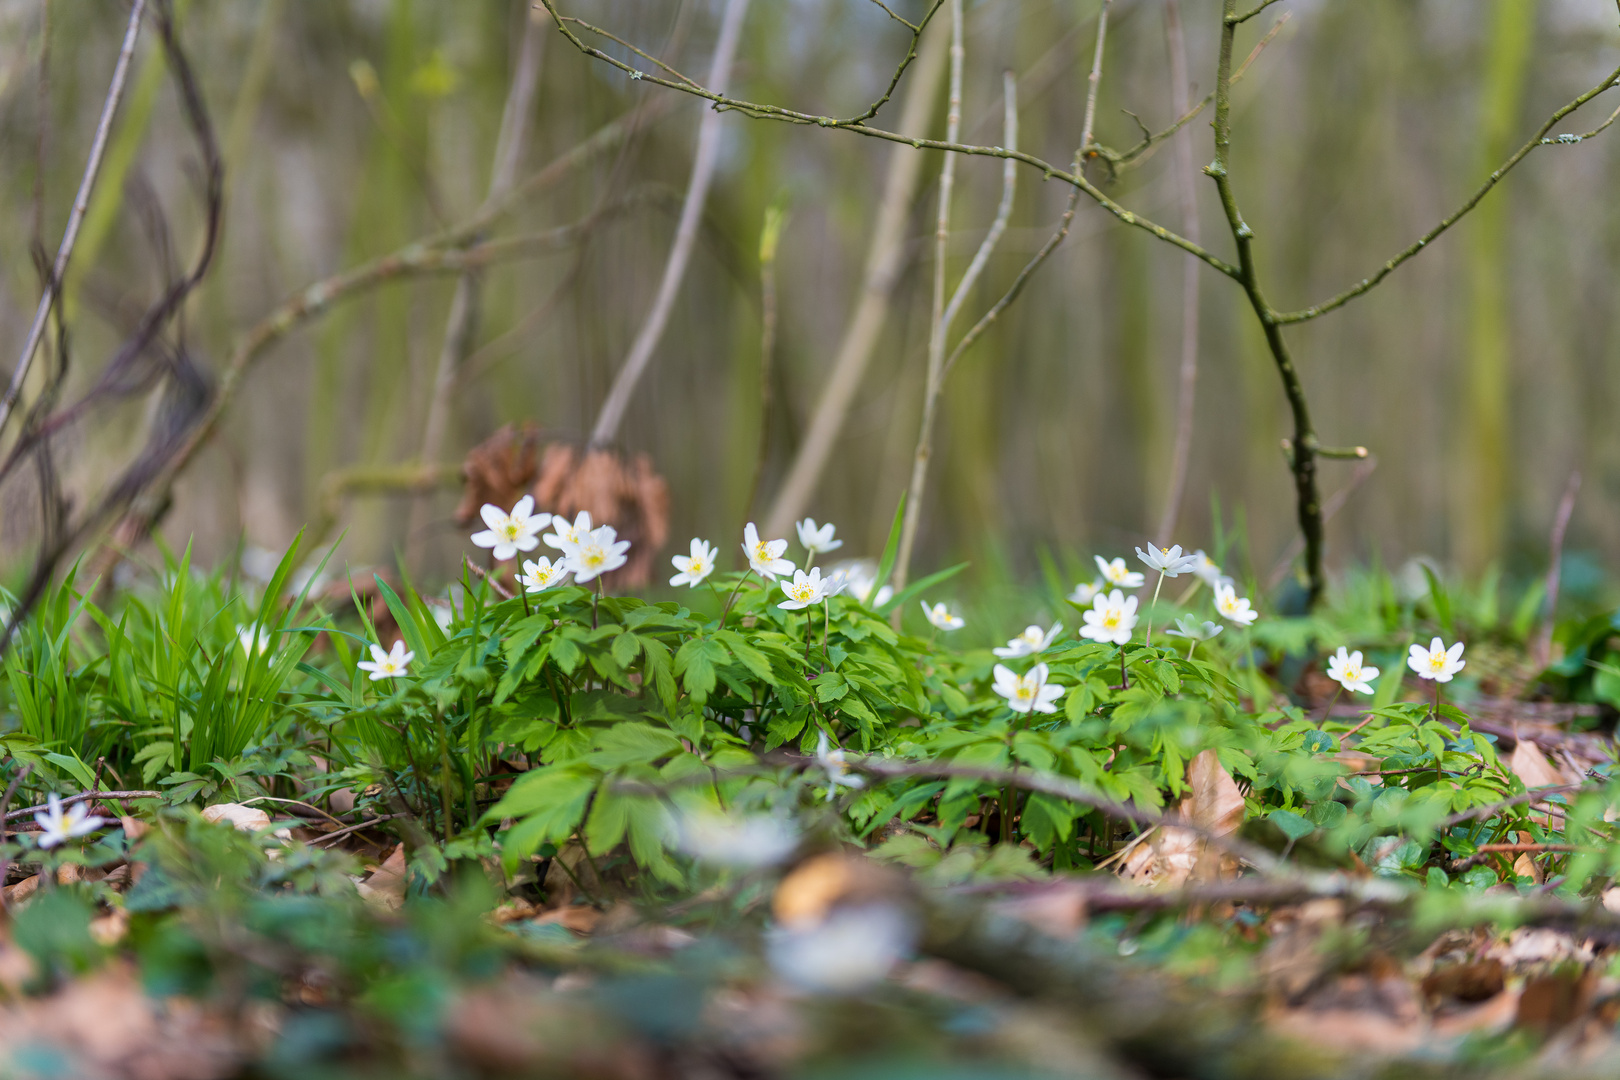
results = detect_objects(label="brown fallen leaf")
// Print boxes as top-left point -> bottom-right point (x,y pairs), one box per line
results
1517,971 -> 1595,1035
200,804 -> 272,832
1422,958 -> 1505,1005
356,843 -> 407,910
1508,740 -> 1567,789
531,443 -> 670,588
1120,750 -> 1244,888
454,422 -> 542,527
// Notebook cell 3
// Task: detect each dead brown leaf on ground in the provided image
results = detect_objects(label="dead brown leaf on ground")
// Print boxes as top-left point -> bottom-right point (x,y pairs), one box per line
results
532,444 -> 669,588
454,421 -> 541,527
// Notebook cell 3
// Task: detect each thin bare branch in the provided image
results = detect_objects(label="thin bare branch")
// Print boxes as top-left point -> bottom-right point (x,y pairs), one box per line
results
562,14 -> 702,88
840,0 -> 946,124
0,0 -> 146,439
893,0 -> 965,594
1278,66 -> 1620,324
537,0 -> 1237,280
589,0 -> 752,447
1228,0 -> 1286,25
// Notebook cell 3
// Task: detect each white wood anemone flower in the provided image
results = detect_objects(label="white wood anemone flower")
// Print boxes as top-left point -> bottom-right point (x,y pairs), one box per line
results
1069,579 -> 1104,606
1164,615 -> 1223,642
1095,555 -> 1146,590
358,639 -> 414,681
992,662 -> 1065,714
1214,583 -> 1259,627
470,495 -> 549,562
1191,550 -> 1230,588
796,518 -> 844,556
34,793 -> 105,849
563,525 -> 631,584
993,622 -> 1063,658
543,510 -> 592,552
670,538 -> 718,588
519,556 -> 570,593
743,522 -> 795,581
815,731 -> 865,801
779,567 -> 833,610
920,601 -> 964,631
1407,637 -> 1466,682
1326,647 -> 1379,695
1080,589 -> 1139,645
1135,543 -> 1201,577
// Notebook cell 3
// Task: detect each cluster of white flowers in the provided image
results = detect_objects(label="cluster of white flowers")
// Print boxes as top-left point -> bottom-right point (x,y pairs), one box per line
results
470,499 -> 633,591
1071,546 -> 1251,636
1321,637 -> 1466,698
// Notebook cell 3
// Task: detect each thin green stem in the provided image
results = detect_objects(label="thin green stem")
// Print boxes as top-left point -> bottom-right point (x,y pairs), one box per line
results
719,568 -> 754,628
1145,571 -> 1166,647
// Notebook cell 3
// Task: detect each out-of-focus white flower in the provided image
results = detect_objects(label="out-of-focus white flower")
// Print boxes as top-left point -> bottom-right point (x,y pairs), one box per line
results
993,622 -> 1063,658
767,902 -> 916,993
1135,544 -> 1201,577
1326,647 -> 1379,695
358,639 -> 414,680
743,522 -> 795,581
1069,579 -> 1104,606
675,808 -> 799,868
992,662 -> 1064,714
543,511 -> 592,552
34,794 -> 104,849
1408,637 -> 1466,682
669,539 -> 717,588
827,561 -> 893,608
1214,582 -> 1258,627
519,556 -> 570,593
237,624 -> 272,656
796,518 -> 843,556
815,732 -> 865,801
562,525 -> 631,584
427,603 -> 455,631
779,567 -> 832,610
1190,550 -> 1229,588
470,496 -> 548,562
920,601 -> 964,631
1080,590 -> 1139,645
1095,556 -> 1146,590
1164,615 -> 1223,642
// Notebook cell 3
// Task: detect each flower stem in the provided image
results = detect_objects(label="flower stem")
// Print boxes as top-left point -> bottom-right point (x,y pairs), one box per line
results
821,601 -> 831,674
1119,644 -> 1129,689
592,577 -> 604,629
1145,571 -> 1166,647
719,569 -> 754,628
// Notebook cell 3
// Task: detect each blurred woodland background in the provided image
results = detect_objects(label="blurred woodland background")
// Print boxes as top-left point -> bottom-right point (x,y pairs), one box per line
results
0,0 -> 1618,600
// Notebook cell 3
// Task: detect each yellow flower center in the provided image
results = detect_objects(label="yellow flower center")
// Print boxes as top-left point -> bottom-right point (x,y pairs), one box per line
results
1429,654 -> 1445,670
501,522 -> 520,539
1103,614 -> 1119,628
580,548 -> 604,568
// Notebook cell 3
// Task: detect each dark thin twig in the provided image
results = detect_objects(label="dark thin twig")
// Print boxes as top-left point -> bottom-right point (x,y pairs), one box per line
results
1277,67 -> 1620,324
4,789 -> 162,822
309,814 -> 404,847
0,0 -> 147,438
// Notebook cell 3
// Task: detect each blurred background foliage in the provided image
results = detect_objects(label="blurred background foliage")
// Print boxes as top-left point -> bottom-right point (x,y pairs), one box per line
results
0,0 -> 1617,602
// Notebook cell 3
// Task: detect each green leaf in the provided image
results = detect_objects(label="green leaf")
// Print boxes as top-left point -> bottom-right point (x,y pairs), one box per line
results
44,752 -> 98,793
1269,808 -> 1315,841
714,630 -> 774,683
868,492 -> 907,608
611,632 -> 641,669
